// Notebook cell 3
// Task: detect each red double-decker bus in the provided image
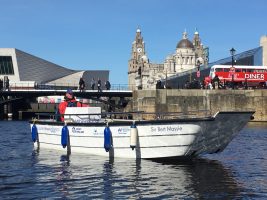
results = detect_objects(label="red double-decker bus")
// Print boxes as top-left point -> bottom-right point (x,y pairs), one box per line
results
209,65 -> 267,88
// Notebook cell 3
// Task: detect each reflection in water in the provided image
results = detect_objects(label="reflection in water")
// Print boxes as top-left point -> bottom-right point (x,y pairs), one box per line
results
29,149 -> 241,199
103,157 -> 114,199
31,147 -> 39,165
154,158 -> 240,199
56,154 -> 71,198
2,121 -> 267,199
204,122 -> 267,199
99,156 -> 240,199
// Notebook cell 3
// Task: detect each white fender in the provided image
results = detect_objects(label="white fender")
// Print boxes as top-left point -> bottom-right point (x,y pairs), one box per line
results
130,123 -> 138,150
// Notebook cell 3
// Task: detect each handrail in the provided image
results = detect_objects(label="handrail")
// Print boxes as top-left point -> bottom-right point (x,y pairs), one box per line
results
33,110 -> 211,121
7,82 -> 133,91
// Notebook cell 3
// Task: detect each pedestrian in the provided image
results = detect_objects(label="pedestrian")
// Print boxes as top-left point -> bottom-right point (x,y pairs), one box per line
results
156,80 -> 162,89
184,80 -> 190,89
0,79 -> 3,91
91,78 -> 95,90
204,76 -> 211,89
208,82 -> 213,90
79,77 -> 85,92
5,77 -> 10,91
105,80 -> 111,90
97,78 -> 102,92
212,75 -> 220,89
244,78 -> 248,90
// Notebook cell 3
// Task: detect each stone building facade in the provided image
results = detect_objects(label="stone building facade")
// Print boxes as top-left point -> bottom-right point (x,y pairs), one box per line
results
128,28 -> 209,90
260,35 -> 267,66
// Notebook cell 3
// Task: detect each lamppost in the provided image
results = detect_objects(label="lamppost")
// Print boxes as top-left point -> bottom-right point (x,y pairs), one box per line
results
196,60 -> 201,81
165,69 -> 168,89
137,66 -> 142,90
230,47 -> 236,89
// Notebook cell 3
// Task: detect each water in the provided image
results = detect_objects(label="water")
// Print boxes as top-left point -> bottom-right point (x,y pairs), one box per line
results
0,121 -> 267,199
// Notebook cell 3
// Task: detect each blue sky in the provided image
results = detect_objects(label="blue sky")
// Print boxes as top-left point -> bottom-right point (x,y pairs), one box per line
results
0,0 -> 266,84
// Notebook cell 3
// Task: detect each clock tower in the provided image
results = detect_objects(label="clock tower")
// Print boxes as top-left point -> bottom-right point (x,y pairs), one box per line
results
128,28 -> 147,90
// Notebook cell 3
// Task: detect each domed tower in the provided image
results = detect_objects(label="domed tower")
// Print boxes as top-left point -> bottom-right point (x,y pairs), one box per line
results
128,28 -> 148,90
176,31 -> 194,49
174,31 -> 196,72
193,29 -> 201,47
193,29 -> 207,66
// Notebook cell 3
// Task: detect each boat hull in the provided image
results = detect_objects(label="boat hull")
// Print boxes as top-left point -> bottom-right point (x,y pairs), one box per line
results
30,111 -> 254,159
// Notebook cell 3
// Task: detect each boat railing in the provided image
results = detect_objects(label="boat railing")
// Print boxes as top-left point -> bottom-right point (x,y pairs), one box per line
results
132,109 -> 211,120
33,109 -> 212,122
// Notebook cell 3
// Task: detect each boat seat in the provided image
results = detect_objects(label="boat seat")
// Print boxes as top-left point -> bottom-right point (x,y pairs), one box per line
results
64,107 -> 101,123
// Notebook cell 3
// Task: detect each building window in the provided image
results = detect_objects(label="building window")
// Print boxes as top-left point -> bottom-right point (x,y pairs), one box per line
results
0,56 -> 14,75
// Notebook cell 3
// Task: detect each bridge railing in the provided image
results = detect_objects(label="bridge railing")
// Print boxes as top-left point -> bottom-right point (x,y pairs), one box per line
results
110,84 -> 130,91
8,81 -> 133,91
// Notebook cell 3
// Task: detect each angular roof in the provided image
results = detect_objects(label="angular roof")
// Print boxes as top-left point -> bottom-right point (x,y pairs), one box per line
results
0,48 -> 109,85
208,47 -> 262,66
15,49 -> 77,83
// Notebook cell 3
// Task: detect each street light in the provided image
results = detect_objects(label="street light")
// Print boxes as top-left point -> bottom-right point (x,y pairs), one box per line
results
196,60 -> 201,81
137,66 -> 142,90
165,69 -> 168,89
230,47 -> 236,89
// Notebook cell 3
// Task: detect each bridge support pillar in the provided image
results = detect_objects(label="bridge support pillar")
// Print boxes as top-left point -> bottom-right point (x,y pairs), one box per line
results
4,104 -> 8,119
0,104 -> 4,120
7,96 -> 13,120
18,111 -> 23,120
3,99 -> 13,120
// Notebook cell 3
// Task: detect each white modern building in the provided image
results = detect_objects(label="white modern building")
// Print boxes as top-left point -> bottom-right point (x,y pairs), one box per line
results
0,48 -> 109,89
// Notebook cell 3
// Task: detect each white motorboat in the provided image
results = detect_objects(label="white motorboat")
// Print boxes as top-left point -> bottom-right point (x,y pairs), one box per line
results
30,107 -> 254,159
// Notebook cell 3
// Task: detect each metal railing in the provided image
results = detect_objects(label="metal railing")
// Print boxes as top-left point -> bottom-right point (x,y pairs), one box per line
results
5,82 -> 134,91
33,110 -> 213,122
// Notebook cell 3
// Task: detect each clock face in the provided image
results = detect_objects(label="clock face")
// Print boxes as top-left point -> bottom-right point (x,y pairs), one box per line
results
137,48 -> 142,53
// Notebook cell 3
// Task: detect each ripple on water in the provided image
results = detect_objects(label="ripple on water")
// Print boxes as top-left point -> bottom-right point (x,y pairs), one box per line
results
0,121 -> 267,199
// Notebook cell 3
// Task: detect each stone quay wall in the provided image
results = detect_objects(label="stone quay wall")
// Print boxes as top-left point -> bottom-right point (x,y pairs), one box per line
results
132,90 -> 267,121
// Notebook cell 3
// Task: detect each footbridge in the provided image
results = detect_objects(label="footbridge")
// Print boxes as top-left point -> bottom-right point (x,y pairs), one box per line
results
0,89 -> 132,100
0,89 -> 133,120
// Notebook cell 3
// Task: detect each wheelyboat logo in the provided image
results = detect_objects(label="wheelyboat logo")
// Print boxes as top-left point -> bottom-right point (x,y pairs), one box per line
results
93,128 -> 103,135
38,126 -> 60,134
118,127 -> 130,134
72,127 -> 84,134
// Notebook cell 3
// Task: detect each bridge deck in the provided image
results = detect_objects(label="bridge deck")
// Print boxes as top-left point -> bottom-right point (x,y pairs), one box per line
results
0,89 -> 133,99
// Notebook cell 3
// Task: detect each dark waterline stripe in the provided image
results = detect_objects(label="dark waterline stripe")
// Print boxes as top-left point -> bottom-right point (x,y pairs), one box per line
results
39,132 -> 196,138
39,142 -> 190,149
